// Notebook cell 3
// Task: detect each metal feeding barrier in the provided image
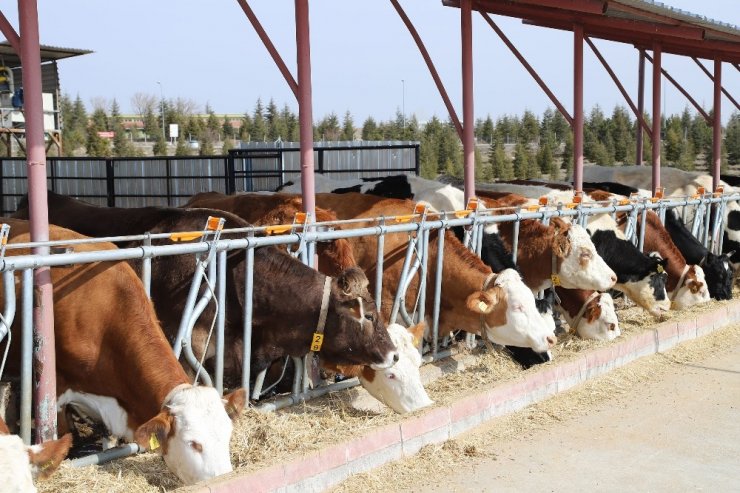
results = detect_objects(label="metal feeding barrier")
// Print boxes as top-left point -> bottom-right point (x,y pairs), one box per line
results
0,187 -> 737,466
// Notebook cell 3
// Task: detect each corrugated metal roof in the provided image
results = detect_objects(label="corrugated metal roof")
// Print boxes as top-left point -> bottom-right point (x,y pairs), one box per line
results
0,41 -> 92,68
610,0 -> 739,39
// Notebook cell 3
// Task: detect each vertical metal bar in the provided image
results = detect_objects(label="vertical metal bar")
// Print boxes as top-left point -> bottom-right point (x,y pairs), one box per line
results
638,202 -> 647,253
512,209 -> 521,265
242,245 -> 255,395
375,221 -> 386,311
20,0 -> 57,443
215,250 -> 226,395
414,143 -> 420,175
106,158 -> 115,207
704,198 -> 712,248
651,43 -> 662,195
389,235 -> 417,324
173,259 -> 208,359
416,228 -> 429,325
165,157 -> 172,206
573,24 -> 584,192
142,233 -> 152,298
713,58 -> 722,192
693,57 -> 740,111
20,269 -> 32,445
461,0 -> 475,204
296,0 -> 316,219
431,226 -> 445,360
637,49 -> 645,165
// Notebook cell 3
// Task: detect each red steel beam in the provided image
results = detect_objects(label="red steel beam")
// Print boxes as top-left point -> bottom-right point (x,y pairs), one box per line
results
651,42 -> 661,194
479,12 -> 573,126
585,36 -> 652,139
461,0 -> 475,204
713,58 -> 721,191
473,0 -> 706,40
636,49 -> 645,165
236,0 -> 298,99
19,0 -> 57,444
574,24 -> 584,192
295,0 -> 315,217
508,0 -> 606,15
692,57 -> 740,111
391,0 -> 463,139
0,11 -> 20,53
643,52 -> 711,124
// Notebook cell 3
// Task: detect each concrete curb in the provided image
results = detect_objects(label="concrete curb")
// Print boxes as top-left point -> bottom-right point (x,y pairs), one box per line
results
190,299 -> 740,493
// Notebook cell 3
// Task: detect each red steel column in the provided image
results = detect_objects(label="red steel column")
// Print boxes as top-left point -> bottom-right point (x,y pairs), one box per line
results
295,0 -> 315,217
19,0 -> 56,443
712,58 -> 722,191
651,42 -> 662,194
636,50 -> 645,165
461,0 -> 475,203
573,24 -> 584,192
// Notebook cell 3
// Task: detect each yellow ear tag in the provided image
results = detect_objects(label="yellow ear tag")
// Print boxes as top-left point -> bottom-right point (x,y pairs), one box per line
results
477,301 -> 488,312
149,433 -> 160,451
551,274 -> 561,286
657,265 -> 664,274
310,333 -> 324,352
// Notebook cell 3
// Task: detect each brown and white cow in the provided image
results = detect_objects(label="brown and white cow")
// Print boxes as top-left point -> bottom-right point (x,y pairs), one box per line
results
1,218 -> 246,485
555,287 -> 620,341
323,322 -> 432,414
186,192 -> 557,353
13,192 -> 398,390
0,415 -> 72,492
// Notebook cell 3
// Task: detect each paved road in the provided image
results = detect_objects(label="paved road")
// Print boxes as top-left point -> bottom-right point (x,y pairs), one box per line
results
413,341 -> 740,493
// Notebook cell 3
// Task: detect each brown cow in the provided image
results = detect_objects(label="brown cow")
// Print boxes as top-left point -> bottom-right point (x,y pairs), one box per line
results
13,192 -> 398,390
1,218 -> 245,485
185,192 -> 557,353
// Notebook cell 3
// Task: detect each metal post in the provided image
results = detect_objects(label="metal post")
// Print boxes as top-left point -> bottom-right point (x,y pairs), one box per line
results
431,224 -> 446,360
713,58 -> 722,191
651,43 -> 662,195
375,219 -> 386,311
215,250 -> 227,395
20,270 -> 31,445
636,50 -> 645,165
157,81 -> 165,142
461,0 -> 475,204
242,244 -> 255,395
573,24 -> 584,192
295,0 -> 316,219
20,0 -> 57,443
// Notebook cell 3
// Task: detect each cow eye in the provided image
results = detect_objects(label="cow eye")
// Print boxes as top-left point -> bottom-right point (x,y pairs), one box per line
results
364,313 -> 373,321
580,250 -> 592,259
386,373 -> 396,380
189,441 -> 203,453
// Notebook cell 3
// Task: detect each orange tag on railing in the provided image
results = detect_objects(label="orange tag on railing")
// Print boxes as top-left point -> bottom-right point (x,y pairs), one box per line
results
265,224 -> 292,235
170,231 -> 204,242
573,191 -> 583,204
414,203 -> 428,215
294,212 -> 308,224
206,216 -> 224,231
538,196 -> 549,206
714,186 -> 724,197
465,197 -> 479,211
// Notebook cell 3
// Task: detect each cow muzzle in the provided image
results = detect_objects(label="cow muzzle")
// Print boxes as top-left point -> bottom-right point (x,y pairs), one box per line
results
370,350 -> 400,370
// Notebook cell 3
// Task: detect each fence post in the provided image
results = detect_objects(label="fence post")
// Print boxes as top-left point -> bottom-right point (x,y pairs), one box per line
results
165,157 -> 172,206
225,151 -> 236,194
105,158 -> 115,207
318,148 -> 324,174
414,143 -> 420,175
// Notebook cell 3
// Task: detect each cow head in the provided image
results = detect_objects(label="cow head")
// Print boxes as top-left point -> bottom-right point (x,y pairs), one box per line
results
0,432 -> 72,492
357,322 -> 433,414
465,269 -> 556,353
551,218 -> 617,292
615,251 -> 671,316
671,264 -> 711,310
701,252 -> 735,300
135,386 -> 246,485
321,267 -> 399,370
570,292 -> 620,341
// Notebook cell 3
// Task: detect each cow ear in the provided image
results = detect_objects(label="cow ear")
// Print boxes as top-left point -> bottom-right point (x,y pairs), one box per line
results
223,388 -> 247,420
552,228 -> 571,258
28,433 -> 73,480
585,296 -> 603,324
134,411 -> 173,455
408,322 -> 426,347
466,290 -> 497,314
725,250 -> 736,259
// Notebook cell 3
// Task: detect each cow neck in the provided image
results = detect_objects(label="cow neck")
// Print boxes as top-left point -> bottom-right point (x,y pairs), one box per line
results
478,273 -> 498,349
497,220 -> 555,290
307,276 -> 333,358
670,265 -> 691,301
570,291 -> 600,331
635,212 -> 688,293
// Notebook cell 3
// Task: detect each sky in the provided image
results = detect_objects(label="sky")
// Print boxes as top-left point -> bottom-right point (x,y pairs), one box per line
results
2,1 -> 738,124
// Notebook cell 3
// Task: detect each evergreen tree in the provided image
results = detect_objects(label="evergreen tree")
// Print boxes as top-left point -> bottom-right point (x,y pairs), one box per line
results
111,99 -> 134,156
562,132 -> 574,179
239,112 -> 252,141
725,112 -> 740,166
222,137 -> 236,154
361,117 -> 383,140
251,99 -> 267,141
519,110 -> 539,144
477,115 -> 494,144
175,135 -> 191,156
488,139 -> 513,180
512,143 -> 529,179
265,99 -> 281,141
153,134 -> 168,156
222,119 -> 235,139
86,120 -> 110,157
537,140 -> 555,177
340,111 -> 355,141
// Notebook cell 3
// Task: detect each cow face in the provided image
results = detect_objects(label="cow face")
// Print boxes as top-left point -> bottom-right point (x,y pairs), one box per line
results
671,265 -> 711,310
615,253 -> 670,316
702,252 -> 735,300
322,267 -> 399,370
466,269 -> 556,353
135,387 -> 246,485
0,432 -> 72,492
552,219 -> 617,292
358,323 -> 433,414
573,292 -> 620,341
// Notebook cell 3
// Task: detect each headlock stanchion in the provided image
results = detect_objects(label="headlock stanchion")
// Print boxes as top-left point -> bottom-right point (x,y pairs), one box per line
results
1,187 -> 740,458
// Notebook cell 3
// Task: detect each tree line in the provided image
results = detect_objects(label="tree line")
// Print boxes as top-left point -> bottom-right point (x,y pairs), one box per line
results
54,92 -> 740,181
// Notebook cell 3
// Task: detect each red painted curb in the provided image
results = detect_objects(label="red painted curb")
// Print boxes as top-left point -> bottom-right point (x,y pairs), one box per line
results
186,298 -> 740,493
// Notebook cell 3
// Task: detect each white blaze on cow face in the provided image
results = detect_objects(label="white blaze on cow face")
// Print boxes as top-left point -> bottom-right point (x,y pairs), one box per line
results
557,224 -> 617,292
671,265 -> 711,310
359,323 -> 433,414
467,269 -> 557,353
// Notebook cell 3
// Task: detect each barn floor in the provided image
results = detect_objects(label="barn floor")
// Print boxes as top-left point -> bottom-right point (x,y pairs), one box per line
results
333,321 -> 740,493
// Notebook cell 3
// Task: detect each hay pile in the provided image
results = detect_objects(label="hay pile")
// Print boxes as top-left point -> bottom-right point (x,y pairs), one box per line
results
38,292 -> 739,492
